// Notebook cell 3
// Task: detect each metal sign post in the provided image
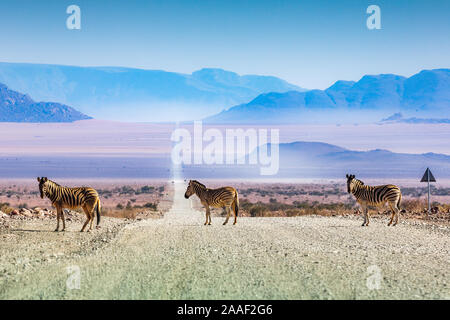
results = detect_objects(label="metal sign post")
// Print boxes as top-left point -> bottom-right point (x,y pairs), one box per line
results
420,168 -> 436,214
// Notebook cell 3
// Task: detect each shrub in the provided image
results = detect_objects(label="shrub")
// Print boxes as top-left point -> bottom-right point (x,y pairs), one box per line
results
0,202 -> 13,214
18,203 -> 28,209
240,199 -> 354,217
126,201 -> 133,210
143,202 -> 158,211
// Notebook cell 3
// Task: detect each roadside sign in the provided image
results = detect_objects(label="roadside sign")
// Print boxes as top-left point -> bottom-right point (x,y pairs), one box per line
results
420,167 -> 436,214
420,168 -> 436,183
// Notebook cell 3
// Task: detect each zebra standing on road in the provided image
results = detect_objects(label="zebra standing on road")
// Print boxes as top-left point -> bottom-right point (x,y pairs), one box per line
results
37,177 -> 101,232
346,174 -> 402,226
184,180 -> 239,225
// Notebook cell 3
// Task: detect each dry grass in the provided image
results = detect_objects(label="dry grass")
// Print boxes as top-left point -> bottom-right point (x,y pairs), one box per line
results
237,198 -> 450,225
102,207 -> 140,219
102,202 -> 161,219
239,199 -> 354,218
0,202 -> 14,214
401,199 -> 450,214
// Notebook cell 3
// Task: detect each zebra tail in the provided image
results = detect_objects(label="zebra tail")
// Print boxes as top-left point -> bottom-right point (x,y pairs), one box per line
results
397,192 -> 402,210
96,199 -> 101,225
233,191 -> 239,217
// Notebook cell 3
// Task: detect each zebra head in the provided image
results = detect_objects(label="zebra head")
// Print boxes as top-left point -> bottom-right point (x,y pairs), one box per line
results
346,174 -> 356,193
184,180 -> 195,199
37,177 -> 49,199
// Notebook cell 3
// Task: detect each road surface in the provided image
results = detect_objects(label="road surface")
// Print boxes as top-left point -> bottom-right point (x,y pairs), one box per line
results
1,181 -> 449,300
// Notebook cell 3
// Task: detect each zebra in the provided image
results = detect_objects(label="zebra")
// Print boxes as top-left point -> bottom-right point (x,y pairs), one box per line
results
37,177 -> 101,232
184,180 -> 239,225
346,174 -> 402,227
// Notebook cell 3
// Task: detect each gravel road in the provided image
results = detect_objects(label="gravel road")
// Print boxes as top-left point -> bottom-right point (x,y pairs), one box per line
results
1,182 -> 449,300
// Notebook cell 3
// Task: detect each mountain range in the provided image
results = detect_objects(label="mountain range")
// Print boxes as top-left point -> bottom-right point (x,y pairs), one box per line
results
381,112 -> 450,124
205,69 -> 450,124
279,142 -> 450,177
0,83 -> 91,122
272,141 -> 450,178
0,63 -> 303,122
182,141 -> 450,179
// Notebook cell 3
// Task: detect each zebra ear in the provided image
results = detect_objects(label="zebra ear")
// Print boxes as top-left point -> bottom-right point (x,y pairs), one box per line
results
43,177 -> 48,182
37,177 -> 41,182
351,175 -> 355,179
346,174 -> 349,178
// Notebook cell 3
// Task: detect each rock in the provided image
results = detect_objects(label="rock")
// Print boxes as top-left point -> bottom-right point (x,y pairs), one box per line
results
19,208 -> 33,217
431,206 -> 440,214
36,211 -> 46,218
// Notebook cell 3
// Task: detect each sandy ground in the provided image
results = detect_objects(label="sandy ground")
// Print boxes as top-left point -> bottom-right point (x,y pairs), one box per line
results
0,120 -> 449,155
1,181 -> 449,300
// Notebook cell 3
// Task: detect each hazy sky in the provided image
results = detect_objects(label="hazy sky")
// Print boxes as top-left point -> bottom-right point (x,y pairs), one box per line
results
0,0 -> 448,89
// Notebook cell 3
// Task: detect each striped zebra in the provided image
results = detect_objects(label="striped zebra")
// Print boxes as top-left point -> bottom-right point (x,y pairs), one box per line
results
184,180 -> 239,225
346,174 -> 402,227
37,177 -> 101,232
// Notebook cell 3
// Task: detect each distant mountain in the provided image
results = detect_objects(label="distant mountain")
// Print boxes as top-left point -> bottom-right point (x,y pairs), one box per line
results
0,83 -> 91,122
182,141 -> 450,179
266,141 -> 450,178
381,112 -> 450,124
205,69 -> 450,124
0,63 -> 304,122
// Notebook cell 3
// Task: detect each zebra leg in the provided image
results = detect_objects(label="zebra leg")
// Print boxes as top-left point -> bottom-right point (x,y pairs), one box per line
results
365,208 -> 370,226
387,204 -> 395,226
360,205 -> 366,226
208,210 -> 212,225
204,207 -> 210,225
54,207 -> 61,232
80,205 -> 91,232
223,207 -> 231,225
89,212 -> 95,231
61,209 -> 66,232
393,206 -> 400,226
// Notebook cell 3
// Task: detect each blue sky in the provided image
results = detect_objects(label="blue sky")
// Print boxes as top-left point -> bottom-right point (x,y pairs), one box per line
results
0,0 -> 448,89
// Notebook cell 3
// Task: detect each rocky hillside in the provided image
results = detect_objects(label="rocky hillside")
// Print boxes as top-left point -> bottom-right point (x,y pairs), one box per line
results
0,83 -> 91,122
0,63 -> 304,121
205,69 -> 450,124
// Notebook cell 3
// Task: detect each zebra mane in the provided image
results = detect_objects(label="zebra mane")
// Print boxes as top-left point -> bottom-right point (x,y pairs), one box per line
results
48,179 -> 60,186
355,179 -> 365,186
191,180 -> 206,189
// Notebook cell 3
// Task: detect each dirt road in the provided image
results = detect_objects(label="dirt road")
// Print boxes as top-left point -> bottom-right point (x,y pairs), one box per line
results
1,181 -> 449,299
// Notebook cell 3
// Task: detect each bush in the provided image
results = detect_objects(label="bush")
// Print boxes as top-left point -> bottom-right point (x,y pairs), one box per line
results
0,202 -> 13,214
240,199 -> 354,217
138,186 -> 155,194
18,203 -> 28,209
143,202 -> 158,211
249,204 -> 269,217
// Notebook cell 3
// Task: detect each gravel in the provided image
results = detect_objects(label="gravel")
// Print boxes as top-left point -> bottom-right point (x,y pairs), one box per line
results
0,182 -> 449,300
